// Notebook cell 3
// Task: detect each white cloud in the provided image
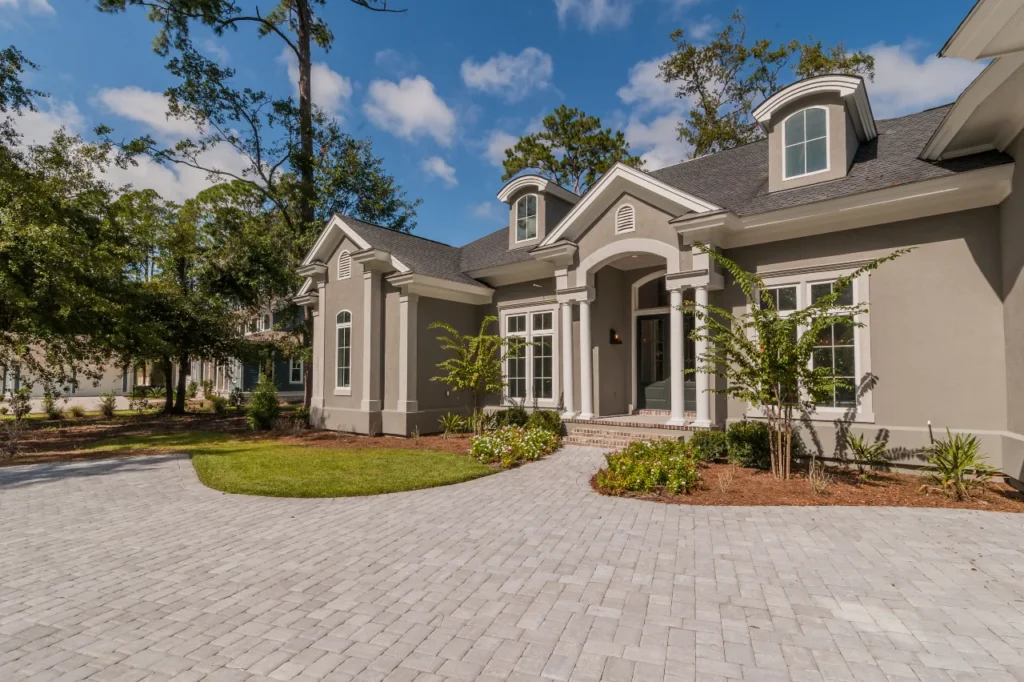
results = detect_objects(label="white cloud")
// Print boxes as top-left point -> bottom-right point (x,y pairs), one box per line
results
374,49 -> 416,76
866,43 -> 985,119
26,0 -> 52,13
461,48 -> 554,102
204,38 -> 230,64
96,86 -> 199,138
12,100 -> 86,144
470,201 -> 497,219
420,156 -> 458,186
553,0 -> 634,31
363,76 -> 456,145
484,130 -> 519,167
280,48 -> 353,118
624,113 -> 690,170
617,53 -> 694,170
616,53 -> 679,112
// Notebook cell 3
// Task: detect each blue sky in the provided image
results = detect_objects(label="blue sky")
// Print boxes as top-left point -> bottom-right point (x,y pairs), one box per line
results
3,0 -> 985,246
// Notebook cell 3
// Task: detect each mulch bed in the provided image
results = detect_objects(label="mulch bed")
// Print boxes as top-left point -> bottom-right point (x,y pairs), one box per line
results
592,461 -> 1024,513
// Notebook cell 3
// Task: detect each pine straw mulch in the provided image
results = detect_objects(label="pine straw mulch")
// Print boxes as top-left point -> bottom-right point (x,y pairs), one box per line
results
1,411 -> 472,467
592,461 -> 1024,513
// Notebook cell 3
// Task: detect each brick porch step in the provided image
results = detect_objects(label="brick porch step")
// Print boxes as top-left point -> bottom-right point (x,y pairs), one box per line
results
563,423 -> 688,450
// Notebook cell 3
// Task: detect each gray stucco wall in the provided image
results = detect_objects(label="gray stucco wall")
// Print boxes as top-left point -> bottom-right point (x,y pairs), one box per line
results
417,296 -> 476,414
1000,131 -> 1024,482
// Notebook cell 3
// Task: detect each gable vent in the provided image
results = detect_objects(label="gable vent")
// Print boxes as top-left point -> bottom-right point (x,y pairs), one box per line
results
615,204 -> 635,234
337,250 -> 351,280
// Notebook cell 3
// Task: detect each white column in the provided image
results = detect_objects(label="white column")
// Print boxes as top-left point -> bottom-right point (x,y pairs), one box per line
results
311,307 -> 323,409
398,293 -> 419,413
668,288 -> 686,425
560,301 -> 575,418
578,298 -> 594,420
361,270 -> 382,412
694,285 -> 712,427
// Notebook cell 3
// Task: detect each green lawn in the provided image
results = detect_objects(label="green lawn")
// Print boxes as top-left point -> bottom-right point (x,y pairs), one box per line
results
86,431 -> 494,497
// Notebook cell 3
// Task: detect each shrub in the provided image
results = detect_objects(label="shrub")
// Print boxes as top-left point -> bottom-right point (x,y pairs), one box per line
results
845,430 -> 889,474
293,407 -> 310,426
149,386 -> 166,399
926,429 -> 997,501
201,379 -> 214,397
246,375 -> 280,431
210,395 -> 228,416
68,405 -> 86,419
439,412 -> 466,438
494,405 -> 528,428
128,386 -> 150,414
470,426 -> 560,468
228,386 -> 246,409
688,429 -> 728,463
2,388 -> 33,460
98,391 -> 117,419
42,389 -> 64,420
525,410 -> 562,434
727,420 -> 771,470
595,439 -> 700,495
187,381 -> 199,399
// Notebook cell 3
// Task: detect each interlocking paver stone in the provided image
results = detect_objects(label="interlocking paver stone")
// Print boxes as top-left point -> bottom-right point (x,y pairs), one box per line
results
2,448 -> 1024,681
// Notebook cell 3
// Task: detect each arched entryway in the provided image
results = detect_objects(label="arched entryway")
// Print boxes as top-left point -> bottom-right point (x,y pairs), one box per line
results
631,271 -> 696,416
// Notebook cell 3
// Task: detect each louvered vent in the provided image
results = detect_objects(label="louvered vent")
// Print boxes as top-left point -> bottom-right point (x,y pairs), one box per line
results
337,250 -> 351,280
615,204 -> 635,234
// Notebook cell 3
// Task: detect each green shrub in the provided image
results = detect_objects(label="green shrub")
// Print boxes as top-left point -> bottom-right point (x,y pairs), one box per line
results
246,375 -> 280,431
187,381 -> 199,399
439,412 -> 466,438
98,391 -> 117,419
210,395 -> 228,416
845,430 -> 889,474
128,386 -> 149,414
494,405 -> 528,428
595,439 -> 700,495
228,386 -> 246,409
926,429 -> 997,500
201,379 -> 214,397
67,405 -> 86,419
688,429 -> 728,463
525,410 -> 562,434
42,389 -> 64,420
149,386 -> 166,399
727,420 -> 771,469
293,407 -> 310,426
470,426 -> 560,468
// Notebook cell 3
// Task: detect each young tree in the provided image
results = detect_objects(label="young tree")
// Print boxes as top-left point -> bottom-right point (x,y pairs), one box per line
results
501,105 -> 644,195
686,244 -> 908,480
659,11 -> 875,157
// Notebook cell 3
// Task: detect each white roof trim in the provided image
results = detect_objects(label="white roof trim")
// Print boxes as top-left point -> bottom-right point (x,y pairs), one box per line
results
539,163 -> 720,247
941,0 -> 1024,60
496,174 -> 580,205
386,272 -> 494,305
752,75 -> 877,141
301,214 -> 410,274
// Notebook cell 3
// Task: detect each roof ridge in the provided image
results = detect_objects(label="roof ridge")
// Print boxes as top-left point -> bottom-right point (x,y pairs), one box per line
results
339,214 -> 460,250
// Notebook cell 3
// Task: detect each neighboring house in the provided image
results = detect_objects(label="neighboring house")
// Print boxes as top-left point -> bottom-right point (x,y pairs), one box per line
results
296,0 -> 1024,482
1,363 -> 133,399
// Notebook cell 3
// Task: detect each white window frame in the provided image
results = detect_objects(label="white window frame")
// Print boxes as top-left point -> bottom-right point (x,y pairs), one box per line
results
514,194 -> 539,243
335,310 -> 352,396
747,267 -> 873,423
782,106 -> 830,181
500,304 -> 559,408
289,358 -> 304,385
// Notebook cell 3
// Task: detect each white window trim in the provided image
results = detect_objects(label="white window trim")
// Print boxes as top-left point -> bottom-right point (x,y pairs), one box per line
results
782,106 -> 830,181
337,249 -> 352,280
500,304 -> 560,408
289,358 -> 304,385
615,203 -> 636,234
746,267 -> 874,424
514,194 -> 539,244
335,310 -> 352,396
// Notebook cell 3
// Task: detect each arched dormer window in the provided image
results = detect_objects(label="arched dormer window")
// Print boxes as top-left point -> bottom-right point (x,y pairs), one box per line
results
783,107 -> 828,179
615,204 -> 635,234
515,195 -> 538,242
336,310 -> 352,391
337,250 -> 352,280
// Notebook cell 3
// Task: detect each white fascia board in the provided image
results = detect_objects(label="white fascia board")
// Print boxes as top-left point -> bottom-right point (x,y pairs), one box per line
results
302,214 -> 373,266
752,75 -> 877,140
464,259 -> 555,287
940,0 -> 1023,60
496,174 -> 580,204
539,163 -> 720,247
386,272 -> 494,305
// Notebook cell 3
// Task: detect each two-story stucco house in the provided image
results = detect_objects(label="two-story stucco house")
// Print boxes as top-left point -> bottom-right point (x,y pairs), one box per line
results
295,0 -> 1024,482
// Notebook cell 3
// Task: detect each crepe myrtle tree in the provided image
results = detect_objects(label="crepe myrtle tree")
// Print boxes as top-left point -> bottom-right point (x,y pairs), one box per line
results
429,316 -> 527,433
685,243 -> 909,480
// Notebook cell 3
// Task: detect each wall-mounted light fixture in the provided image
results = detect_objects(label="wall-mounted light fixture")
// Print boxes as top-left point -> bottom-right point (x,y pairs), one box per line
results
609,329 -> 622,345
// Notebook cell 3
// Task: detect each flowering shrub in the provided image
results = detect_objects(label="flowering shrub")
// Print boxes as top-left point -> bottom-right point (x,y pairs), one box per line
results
470,426 -> 560,468
595,439 -> 701,495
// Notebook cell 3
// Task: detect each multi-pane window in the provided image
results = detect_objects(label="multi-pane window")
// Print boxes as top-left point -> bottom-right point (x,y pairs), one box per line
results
336,311 -> 352,390
811,281 -> 854,307
506,314 -> 527,399
515,195 -> 538,242
504,310 -> 556,403
761,285 -> 797,312
290,359 -> 304,384
811,280 -> 856,407
532,312 -> 553,400
784,107 -> 828,179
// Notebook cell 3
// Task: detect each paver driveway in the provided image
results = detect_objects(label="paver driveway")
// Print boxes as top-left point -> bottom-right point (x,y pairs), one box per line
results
2,447 -> 1024,682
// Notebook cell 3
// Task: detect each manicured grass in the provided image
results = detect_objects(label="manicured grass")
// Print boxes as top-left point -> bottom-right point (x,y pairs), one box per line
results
86,431 -> 494,497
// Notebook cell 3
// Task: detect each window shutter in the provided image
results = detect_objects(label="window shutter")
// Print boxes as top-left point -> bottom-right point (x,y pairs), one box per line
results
615,204 -> 635,234
337,250 -> 351,280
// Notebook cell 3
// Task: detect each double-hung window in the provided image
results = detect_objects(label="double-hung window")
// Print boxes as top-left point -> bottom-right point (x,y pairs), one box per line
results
810,281 -> 856,408
289,358 -> 304,385
336,311 -> 352,393
503,307 -> 557,405
515,195 -> 538,242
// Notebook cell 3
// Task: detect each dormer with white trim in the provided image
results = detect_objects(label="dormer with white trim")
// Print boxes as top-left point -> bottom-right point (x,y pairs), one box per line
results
753,74 -> 877,193
497,175 -> 580,250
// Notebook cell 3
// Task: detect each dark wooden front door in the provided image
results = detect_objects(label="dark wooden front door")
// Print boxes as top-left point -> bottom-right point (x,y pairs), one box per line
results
636,314 -> 670,411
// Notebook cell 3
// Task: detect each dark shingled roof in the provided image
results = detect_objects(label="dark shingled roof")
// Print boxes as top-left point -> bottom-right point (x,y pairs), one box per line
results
649,105 -> 1013,217
458,227 -> 535,272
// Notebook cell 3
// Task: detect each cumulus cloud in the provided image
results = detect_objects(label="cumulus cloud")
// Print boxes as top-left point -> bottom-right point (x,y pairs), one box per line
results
552,0 -> 634,31
421,156 -> 458,186
363,75 -> 456,145
616,53 -> 678,112
866,43 -> 985,119
470,201 -> 497,219
280,48 -> 353,118
616,52 -> 694,170
374,49 -> 417,76
96,87 -> 200,138
624,114 -> 691,170
461,48 -> 554,102
12,100 -> 86,145
0,0 -> 55,15
484,130 -> 519,167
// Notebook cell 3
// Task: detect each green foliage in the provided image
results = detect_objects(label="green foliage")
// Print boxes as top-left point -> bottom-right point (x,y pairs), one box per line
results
202,379 -> 214,397
246,374 -> 280,431
228,386 -> 246,408
688,429 -> 729,463
41,388 -> 64,420
525,410 -> 562,435
501,105 -> 643,194
659,11 -> 875,156
439,412 -> 466,438
595,440 -> 701,495
926,429 -> 997,501
470,426 -> 560,469
68,405 -> 86,419
845,430 -> 889,474
494,405 -> 529,428
128,386 -> 150,414
293,406 -> 310,426
99,392 -> 117,419
187,380 -> 199,399
1,388 -> 33,460
726,421 -> 771,470
210,395 -> 228,415
149,387 -> 167,399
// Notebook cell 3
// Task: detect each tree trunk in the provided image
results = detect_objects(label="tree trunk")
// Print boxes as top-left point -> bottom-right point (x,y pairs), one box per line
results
296,0 -> 316,411
161,355 -> 173,414
174,355 -> 189,415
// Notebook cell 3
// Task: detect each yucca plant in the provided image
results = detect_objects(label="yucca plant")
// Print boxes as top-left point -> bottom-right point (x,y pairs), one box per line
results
926,429 -> 997,501
438,412 -> 465,439
845,431 -> 889,477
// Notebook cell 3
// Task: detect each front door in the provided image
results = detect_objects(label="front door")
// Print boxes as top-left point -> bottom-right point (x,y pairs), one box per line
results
636,314 -> 670,411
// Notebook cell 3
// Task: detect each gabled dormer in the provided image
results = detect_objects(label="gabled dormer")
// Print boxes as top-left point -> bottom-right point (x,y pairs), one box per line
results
753,74 -> 878,193
496,175 -> 580,250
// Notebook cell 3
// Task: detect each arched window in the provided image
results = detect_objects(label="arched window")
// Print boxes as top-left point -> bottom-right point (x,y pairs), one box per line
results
615,204 -> 635,234
336,310 -> 352,391
783,107 -> 828,179
515,195 -> 538,242
337,250 -> 352,280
